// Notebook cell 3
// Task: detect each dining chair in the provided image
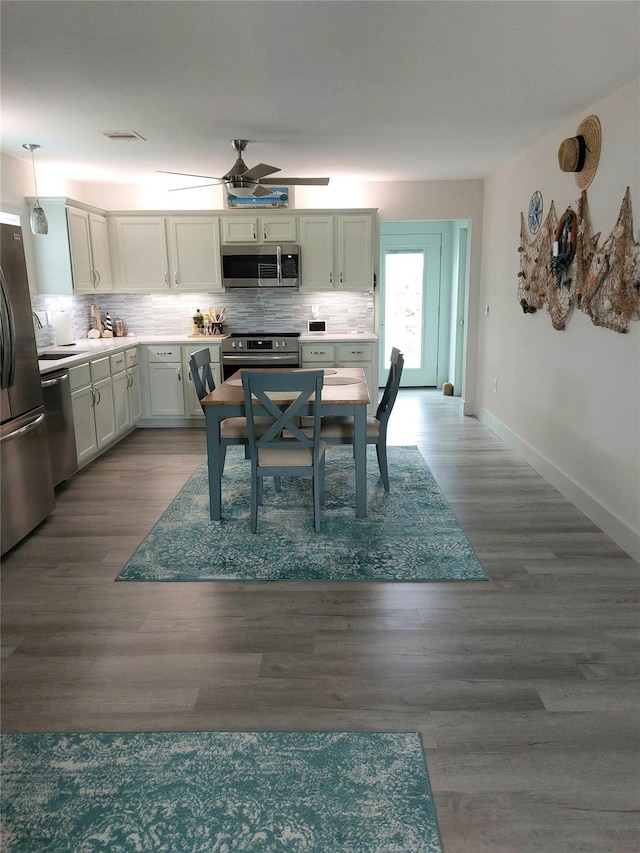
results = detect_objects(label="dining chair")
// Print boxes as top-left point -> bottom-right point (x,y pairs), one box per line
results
189,348 -> 277,473
313,347 -> 404,491
241,369 -> 326,533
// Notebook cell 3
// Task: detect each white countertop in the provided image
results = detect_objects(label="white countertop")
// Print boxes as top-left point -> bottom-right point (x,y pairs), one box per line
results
38,332 -> 377,374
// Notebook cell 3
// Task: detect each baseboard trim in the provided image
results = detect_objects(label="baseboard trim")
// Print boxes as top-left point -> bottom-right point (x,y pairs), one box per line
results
478,408 -> 640,563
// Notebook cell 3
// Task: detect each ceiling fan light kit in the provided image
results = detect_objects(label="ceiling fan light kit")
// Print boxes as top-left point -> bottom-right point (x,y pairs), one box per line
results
158,138 -> 329,196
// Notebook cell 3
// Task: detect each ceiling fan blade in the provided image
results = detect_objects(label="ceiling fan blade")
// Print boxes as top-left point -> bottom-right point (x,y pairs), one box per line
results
157,170 -> 221,180
242,163 -> 281,182
168,182 -> 221,192
251,184 -> 273,197
261,177 -> 330,186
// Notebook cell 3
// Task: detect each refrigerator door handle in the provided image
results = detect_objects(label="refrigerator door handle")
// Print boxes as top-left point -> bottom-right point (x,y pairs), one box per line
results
0,266 -> 16,390
0,411 -> 46,445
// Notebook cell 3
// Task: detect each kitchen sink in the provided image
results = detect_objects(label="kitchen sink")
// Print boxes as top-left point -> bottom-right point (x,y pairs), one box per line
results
38,351 -> 88,360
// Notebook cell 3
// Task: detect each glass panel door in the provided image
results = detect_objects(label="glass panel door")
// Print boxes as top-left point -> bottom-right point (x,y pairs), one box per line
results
380,234 -> 442,387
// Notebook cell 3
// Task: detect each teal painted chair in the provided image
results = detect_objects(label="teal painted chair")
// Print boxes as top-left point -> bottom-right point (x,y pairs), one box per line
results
241,370 -> 326,533
189,348 -> 276,473
314,347 -> 404,490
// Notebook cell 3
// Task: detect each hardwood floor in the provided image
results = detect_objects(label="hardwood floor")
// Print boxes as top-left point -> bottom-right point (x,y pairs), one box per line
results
2,389 -> 638,852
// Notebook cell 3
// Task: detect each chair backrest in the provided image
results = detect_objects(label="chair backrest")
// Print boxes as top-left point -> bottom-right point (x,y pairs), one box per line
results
376,347 -> 404,424
241,370 -> 324,460
189,348 -> 215,402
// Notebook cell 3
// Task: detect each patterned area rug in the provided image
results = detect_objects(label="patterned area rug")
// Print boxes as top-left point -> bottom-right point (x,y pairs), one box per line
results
117,445 -> 488,582
1,730 -> 443,852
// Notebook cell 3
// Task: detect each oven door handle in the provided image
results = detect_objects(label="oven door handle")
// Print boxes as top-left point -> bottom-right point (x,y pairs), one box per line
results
222,353 -> 299,364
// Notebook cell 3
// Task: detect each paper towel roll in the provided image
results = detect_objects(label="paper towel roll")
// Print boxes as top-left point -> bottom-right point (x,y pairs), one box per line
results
54,312 -> 74,346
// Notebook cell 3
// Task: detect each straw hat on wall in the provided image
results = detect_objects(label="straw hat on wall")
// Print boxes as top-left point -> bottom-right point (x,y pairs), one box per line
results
557,115 -> 602,190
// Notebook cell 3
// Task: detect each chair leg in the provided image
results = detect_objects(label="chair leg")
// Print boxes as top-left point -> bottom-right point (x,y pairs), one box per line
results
250,474 -> 259,533
376,441 -> 390,491
274,476 -> 282,492
313,474 -> 321,533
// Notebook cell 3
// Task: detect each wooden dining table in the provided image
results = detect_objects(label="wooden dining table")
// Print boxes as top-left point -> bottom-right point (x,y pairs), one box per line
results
200,367 -> 371,520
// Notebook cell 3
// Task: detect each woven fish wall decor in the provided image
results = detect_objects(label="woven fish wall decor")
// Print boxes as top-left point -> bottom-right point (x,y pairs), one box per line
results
518,187 -> 640,332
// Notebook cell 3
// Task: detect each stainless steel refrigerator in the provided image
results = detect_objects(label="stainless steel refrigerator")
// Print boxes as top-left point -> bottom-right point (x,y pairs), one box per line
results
1,223 -> 55,555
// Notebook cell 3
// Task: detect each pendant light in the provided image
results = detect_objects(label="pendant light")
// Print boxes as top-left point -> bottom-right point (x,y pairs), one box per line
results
22,143 -> 48,235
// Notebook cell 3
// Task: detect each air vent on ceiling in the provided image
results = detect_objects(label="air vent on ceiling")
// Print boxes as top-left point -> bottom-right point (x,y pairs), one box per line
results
100,131 -> 146,141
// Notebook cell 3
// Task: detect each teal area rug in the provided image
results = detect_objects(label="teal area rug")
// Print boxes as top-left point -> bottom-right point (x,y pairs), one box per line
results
1,730 -> 443,852
117,445 -> 488,582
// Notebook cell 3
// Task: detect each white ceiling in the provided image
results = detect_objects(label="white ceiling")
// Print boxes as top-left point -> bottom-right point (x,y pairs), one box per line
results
1,1 -> 638,188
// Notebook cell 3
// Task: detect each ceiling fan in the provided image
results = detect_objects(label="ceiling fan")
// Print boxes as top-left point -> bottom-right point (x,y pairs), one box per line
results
158,139 -> 330,197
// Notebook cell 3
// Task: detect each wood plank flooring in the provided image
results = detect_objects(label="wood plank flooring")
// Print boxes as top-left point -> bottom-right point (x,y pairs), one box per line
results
2,390 -> 638,852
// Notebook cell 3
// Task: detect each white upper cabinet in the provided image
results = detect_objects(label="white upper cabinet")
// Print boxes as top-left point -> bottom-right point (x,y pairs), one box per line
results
67,208 -> 113,293
167,217 -> 222,290
298,216 -> 334,290
112,217 -> 169,290
110,215 -> 222,292
221,214 -> 297,243
299,212 -> 374,291
337,214 -> 373,291
26,199 -> 113,295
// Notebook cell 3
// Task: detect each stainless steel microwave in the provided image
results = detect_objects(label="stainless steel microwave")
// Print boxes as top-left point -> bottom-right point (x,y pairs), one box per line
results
222,243 -> 300,288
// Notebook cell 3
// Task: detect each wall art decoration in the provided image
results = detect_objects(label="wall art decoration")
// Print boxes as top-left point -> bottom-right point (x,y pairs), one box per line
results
518,201 -> 557,315
580,187 -> 640,332
518,187 -> 640,333
528,190 -> 543,235
225,187 -> 292,209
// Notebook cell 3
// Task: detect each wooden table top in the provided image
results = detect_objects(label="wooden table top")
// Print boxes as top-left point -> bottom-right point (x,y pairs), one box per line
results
201,367 -> 370,407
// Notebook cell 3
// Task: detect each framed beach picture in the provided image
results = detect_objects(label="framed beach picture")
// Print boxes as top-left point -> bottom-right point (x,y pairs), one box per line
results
225,186 -> 293,209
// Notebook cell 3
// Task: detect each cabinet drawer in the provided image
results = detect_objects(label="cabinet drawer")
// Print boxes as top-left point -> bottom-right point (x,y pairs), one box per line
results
301,343 -> 335,363
125,347 -> 138,368
336,343 -> 373,362
90,356 -> 111,382
147,345 -> 182,363
110,352 -> 126,373
69,363 -> 91,390
183,344 -> 220,364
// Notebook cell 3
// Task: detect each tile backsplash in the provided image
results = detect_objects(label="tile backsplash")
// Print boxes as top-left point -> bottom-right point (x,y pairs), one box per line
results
31,291 -> 375,340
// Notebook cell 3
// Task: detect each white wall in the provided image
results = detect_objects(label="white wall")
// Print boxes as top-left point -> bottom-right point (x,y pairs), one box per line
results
477,80 -> 640,560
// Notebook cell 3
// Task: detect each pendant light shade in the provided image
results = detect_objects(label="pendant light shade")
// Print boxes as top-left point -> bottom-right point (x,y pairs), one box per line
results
22,143 -> 48,235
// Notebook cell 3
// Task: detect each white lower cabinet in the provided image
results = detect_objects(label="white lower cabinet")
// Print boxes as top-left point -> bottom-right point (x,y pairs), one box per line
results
147,346 -> 185,417
70,380 -> 98,466
69,358 -> 116,467
301,340 -> 378,413
183,345 -> 221,417
111,348 -> 142,434
69,348 -> 139,468
141,343 -> 223,422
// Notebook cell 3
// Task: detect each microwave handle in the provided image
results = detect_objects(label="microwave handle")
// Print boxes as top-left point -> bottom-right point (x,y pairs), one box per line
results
276,244 -> 282,285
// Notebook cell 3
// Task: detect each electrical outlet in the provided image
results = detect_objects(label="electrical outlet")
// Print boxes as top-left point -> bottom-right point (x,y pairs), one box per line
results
493,379 -> 498,393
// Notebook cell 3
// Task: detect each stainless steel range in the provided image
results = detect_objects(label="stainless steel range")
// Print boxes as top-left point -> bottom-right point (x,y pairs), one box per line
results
221,332 -> 301,380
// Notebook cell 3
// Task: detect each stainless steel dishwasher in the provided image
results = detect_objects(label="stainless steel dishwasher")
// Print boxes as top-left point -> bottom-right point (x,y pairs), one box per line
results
41,369 -> 78,486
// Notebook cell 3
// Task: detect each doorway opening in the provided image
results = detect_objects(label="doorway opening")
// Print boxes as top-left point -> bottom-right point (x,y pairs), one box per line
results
379,220 -> 469,394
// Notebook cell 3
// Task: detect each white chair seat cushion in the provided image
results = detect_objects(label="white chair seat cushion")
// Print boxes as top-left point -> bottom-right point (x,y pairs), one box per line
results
258,440 -> 326,468
316,416 -> 380,439
221,416 -> 274,439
